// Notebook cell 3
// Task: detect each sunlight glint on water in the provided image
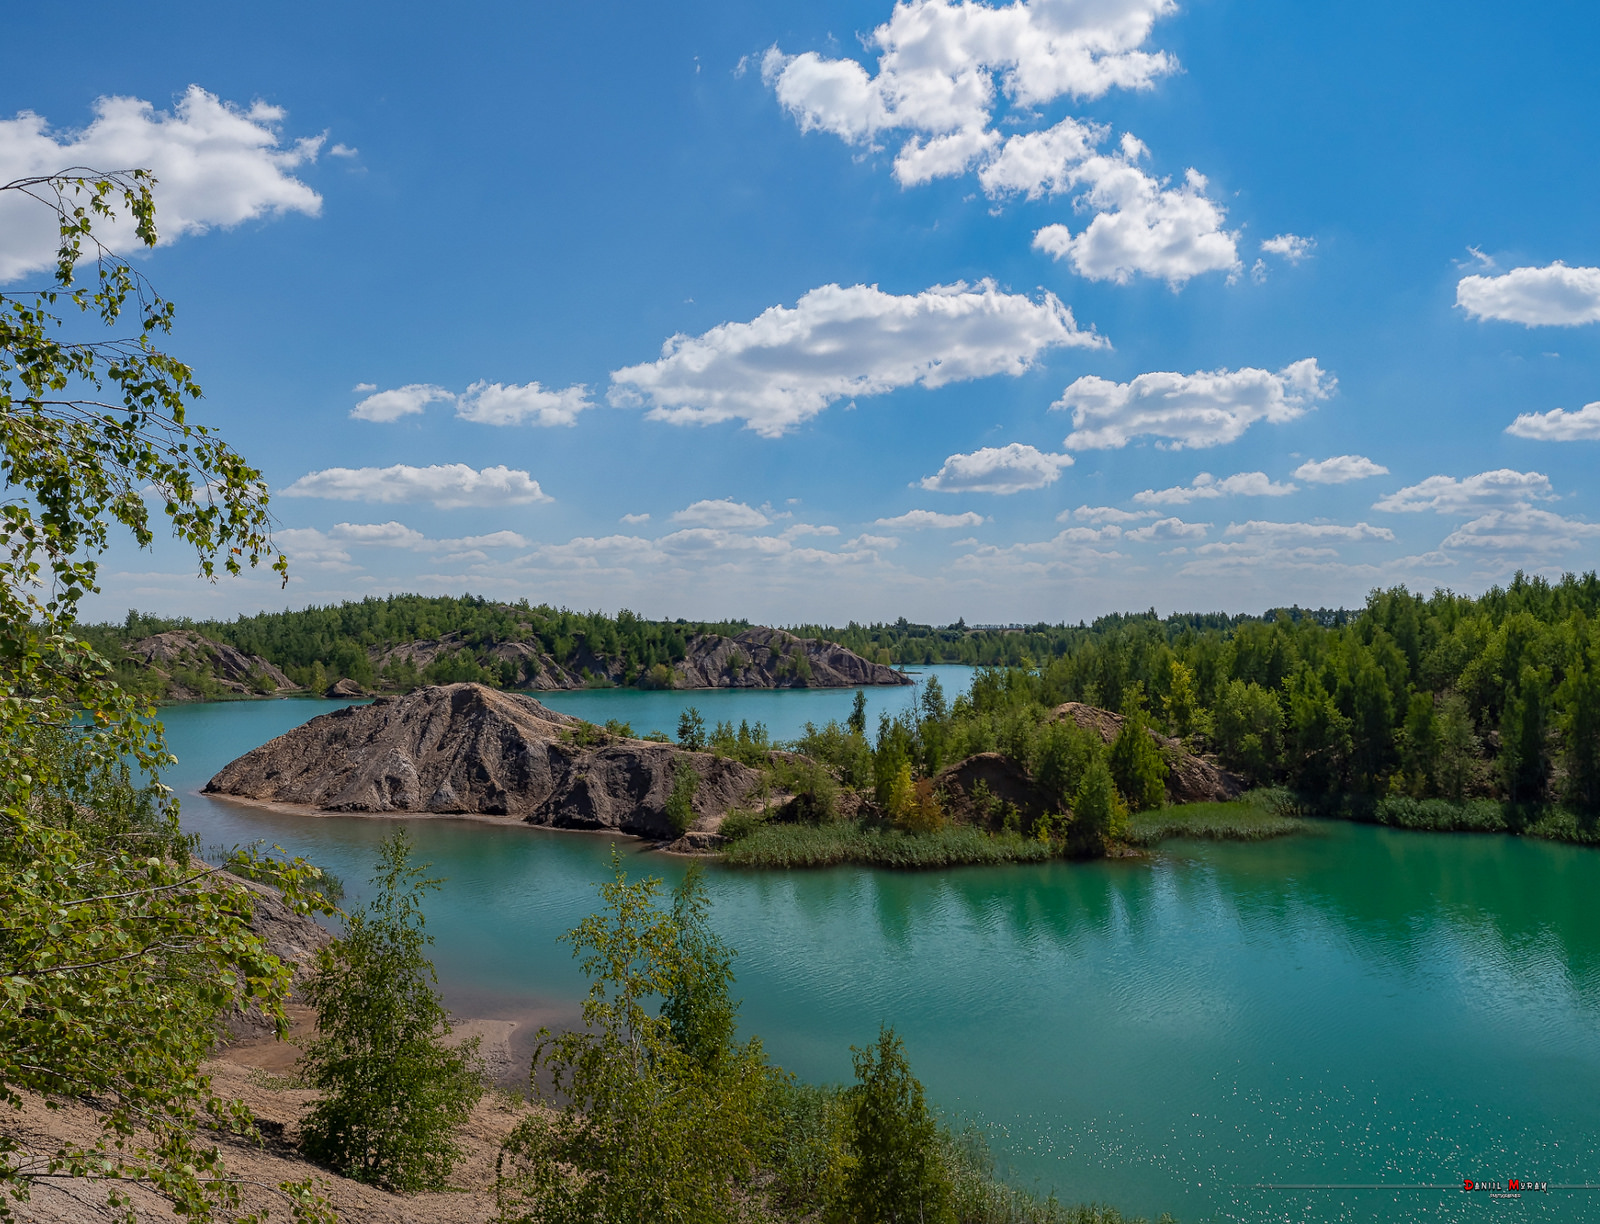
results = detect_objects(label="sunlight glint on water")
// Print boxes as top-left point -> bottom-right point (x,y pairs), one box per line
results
158,680 -> 1600,1223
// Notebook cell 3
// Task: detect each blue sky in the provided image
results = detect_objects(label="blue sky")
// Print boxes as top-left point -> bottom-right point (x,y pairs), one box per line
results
8,0 -> 1600,625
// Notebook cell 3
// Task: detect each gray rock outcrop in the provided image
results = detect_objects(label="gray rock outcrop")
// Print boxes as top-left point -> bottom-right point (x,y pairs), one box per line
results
369,625 -> 908,690
127,630 -> 297,697
204,682 -> 765,838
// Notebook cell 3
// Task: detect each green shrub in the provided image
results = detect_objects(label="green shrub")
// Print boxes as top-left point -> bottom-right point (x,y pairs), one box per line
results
840,1026 -> 952,1224
298,831 -> 484,1191
718,808 -> 767,841
1109,715 -> 1166,813
666,759 -> 699,836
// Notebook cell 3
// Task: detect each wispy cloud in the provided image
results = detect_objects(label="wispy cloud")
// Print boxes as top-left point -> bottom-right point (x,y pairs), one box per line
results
1373,469 -> 1555,514
1133,471 -> 1296,505
281,463 -> 552,508
875,509 -> 987,529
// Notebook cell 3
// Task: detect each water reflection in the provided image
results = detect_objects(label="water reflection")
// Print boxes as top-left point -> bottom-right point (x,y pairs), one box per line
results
159,699 -> 1600,1224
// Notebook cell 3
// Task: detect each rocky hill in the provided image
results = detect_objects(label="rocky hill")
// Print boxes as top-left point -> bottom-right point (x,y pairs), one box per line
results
125,630 -> 298,699
204,682 -> 766,840
372,624 -> 908,691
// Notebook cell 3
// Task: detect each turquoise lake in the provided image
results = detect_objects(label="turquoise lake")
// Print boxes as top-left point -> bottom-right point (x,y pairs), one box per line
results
161,670 -> 1600,1223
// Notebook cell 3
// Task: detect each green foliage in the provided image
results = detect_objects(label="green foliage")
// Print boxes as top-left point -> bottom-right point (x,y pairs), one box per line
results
839,1026 -> 952,1224
496,852 -> 773,1224
792,717 -> 873,789
722,822 -> 1055,869
773,756 -> 840,824
848,689 -> 868,737
678,705 -> 707,751
718,808 -> 767,841
665,758 -> 699,837
1557,654 -> 1600,812
1212,680 -> 1283,784
1123,793 -> 1305,846
1108,709 -> 1166,813
1071,758 -> 1127,854
1500,664 -> 1551,805
298,830 -> 484,1191
709,716 -> 772,765
1033,720 -> 1100,816
0,172 -> 331,1223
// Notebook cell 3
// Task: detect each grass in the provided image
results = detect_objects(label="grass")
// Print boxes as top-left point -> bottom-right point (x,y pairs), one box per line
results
722,821 -> 1056,869
1371,795 -> 1600,845
1122,790 -> 1307,847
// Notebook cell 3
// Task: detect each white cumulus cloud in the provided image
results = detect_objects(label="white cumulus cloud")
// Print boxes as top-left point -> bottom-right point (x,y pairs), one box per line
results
1456,263 -> 1600,326
1505,401 -> 1600,441
1294,454 -> 1389,483
281,463 -> 552,508
609,280 -> 1102,437
1056,358 -> 1331,450
351,380 -> 590,426
0,86 -> 323,282
671,499 -> 771,529
1029,147 -> 1238,287
455,380 -> 591,427
1133,471 -> 1296,505
875,509 -> 986,529
919,443 -> 1073,494
1373,469 -> 1556,514
762,0 -> 1177,185
1441,508 -> 1600,553
350,383 -> 454,423
1260,233 -> 1314,263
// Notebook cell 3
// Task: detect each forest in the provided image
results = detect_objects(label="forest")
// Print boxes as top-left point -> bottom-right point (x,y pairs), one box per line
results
94,573 -> 1600,823
699,570 -> 1600,868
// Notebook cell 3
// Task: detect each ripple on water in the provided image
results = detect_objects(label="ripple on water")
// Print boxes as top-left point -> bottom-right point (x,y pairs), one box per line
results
157,701 -> 1600,1224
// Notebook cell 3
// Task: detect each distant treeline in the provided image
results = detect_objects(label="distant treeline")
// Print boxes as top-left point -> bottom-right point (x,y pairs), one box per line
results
88,596 -> 758,693
86,573 -> 1600,815
89,591 -> 1353,691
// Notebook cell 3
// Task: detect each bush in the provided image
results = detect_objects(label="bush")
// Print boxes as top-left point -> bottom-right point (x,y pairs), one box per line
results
496,856 -> 773,1224
718,808 -> 767,841
1109,716 -> 1166,813
678,706 -> 707,751
773,757 -> 839,824
666,759 -> 699,836
298,831 -> 484,1190
840,1026 -> 952,1224
1374,795 -> 1508,832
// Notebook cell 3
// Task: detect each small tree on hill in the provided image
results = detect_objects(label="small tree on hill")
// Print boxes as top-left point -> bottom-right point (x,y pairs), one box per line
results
299,829 -> 483,1191
678,705 -> 707,751
838,1025 -> 952,1224
665,758 -> 698,836
1109,706 -> 1166,813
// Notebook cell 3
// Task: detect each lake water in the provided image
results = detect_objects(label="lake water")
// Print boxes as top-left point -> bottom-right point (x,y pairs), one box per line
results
161,673 -> 1600,1223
